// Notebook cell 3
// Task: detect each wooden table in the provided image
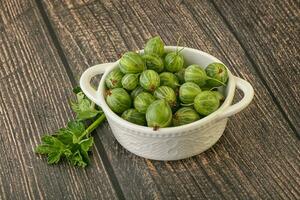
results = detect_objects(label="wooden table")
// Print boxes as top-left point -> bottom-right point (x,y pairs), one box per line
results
0,0 -> 299,199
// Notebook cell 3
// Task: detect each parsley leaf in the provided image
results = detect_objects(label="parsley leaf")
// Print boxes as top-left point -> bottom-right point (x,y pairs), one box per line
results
72,86 -> 82,94
65,120 -> 86,143
71,91 -> 102,121
35,121 -> 95,167
36,87 -> 106,168
69,137 -> 94,167
35,135 -> 72,164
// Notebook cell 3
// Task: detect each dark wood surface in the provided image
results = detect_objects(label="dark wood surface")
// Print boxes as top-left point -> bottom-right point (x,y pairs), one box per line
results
0,0 -> 299,199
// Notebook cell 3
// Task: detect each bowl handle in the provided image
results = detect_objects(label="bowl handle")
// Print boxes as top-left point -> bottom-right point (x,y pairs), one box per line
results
80,63 -> 114,105
218,76 -> 254,119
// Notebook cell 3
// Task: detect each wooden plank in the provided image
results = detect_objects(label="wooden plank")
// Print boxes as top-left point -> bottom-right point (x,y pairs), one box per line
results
0,0 -> 118,199
210,0 -> 300,133
42,0 -> 300,199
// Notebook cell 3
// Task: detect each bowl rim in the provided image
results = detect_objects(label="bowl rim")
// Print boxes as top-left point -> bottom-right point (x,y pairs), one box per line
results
97,46 -> 236,135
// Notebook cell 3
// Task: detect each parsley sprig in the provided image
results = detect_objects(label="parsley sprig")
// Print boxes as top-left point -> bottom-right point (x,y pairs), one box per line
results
35,87 -> 105,167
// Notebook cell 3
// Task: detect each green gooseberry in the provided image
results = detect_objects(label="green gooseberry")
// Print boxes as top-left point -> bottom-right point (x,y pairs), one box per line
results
134,92 -> 156,114
139,70 -> 160,92
105,68 -> 124,89
184,64 -> 207,86
159,72 -> 180,89
173,107 -> 200,126
143,53 -> 164,72
164,51 -> 184,73
121,108 -> 146,126
179,82 -> 202,104
119,51 -> 146,74
131,86 -> 145,99
121,74 -> 139,91
175,68 -> 186,84
211,91 -> 225,101
146,99 -> 172,129
194,91 -> 220,116
162,52 -> 168,59
154,86 -> 177,107
205,62 -> 228,87
144,36 -> 165,57
106,88 -> 131,114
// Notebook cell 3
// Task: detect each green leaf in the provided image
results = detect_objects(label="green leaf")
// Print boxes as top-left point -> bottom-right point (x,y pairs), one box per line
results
63,120 -> 86,143
68,150 -> 88,168
35,119 -> 96,167
56,129 -> 73,145
63,149 -> 73,157
41,135 -> 56,144
47,151 -> 63,164
35,144 -> 56,154
35,135 -> 68,165
35,88 -> 106,168
73,86 -> 82,94
79,137 -> 94,152
71,92 -> 102,121
67,121 -> 85,137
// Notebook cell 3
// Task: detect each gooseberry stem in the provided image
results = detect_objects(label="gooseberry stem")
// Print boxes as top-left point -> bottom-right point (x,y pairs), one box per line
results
178,47 -> 185,53
90,102 -> 95,109
181,103 -> 194,107
176,36 -> 182,52
209,87 -> 219,91
206,77 -> 226,86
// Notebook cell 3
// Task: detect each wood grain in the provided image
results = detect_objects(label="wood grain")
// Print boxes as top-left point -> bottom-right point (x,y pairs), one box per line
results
211,0 -> 300,133
0,0 -> 118,199
42,0 -> 300,199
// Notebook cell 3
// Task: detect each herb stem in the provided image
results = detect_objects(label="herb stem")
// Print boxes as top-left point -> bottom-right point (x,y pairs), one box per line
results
181,103 -> 194,106
209,87 -> 219,91
206,77 -> 226,86
81,114 -> 106,139
90,102 -> 95,109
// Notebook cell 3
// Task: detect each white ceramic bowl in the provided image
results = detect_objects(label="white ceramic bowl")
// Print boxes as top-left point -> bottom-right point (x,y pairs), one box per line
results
80,46 -> 254,161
